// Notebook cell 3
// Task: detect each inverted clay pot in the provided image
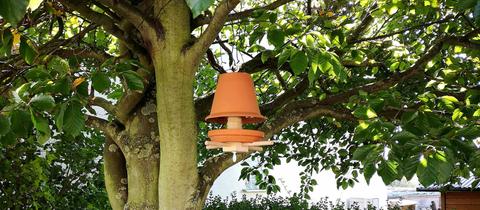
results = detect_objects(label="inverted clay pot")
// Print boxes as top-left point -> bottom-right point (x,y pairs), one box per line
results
205,72 -> 266,124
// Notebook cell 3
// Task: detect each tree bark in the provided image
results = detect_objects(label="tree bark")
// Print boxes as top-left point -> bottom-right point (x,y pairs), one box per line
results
122,97 -> 161,209
99,1 -> 240,209
104,138 -> 128,210
150,1 -> 203,209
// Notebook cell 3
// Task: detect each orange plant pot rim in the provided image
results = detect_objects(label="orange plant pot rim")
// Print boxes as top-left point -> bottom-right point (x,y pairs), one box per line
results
208,129 -> 264,143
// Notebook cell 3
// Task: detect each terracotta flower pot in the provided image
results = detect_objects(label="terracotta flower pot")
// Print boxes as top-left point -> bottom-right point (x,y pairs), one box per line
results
205,72 -> 272,153
208,129 -> 264,143
205,72 -> 266,124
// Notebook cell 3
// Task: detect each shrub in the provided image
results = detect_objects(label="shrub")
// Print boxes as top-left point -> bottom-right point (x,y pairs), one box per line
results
204,193 -> 402,210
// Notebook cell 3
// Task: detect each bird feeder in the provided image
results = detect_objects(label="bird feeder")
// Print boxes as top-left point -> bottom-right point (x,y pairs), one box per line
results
205,72 -> 273,160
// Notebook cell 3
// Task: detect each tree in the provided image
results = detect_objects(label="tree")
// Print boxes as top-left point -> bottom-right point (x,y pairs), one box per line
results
0,130 -> 110,209
1,0 -> 480,209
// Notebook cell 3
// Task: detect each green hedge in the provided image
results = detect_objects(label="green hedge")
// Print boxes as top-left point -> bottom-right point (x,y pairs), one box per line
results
204,194 -> 402,210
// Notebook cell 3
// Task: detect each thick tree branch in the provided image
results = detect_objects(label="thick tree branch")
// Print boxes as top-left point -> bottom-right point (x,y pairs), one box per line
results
85,115 -> 123,142
217,36 -> 234,66
59,0 -> 123,39
114,67 -> 152,124
103,137 -> 127,210
347,10 -> 374,44
89,96 -> 130,125
187,0 -> 241,61
95,0 -> 160,37
206,48 -> 226,73
193,0 -> 294,27
240,53 -> 277,74
59,0 -> 147,57
54,48 -> 111,62
444,36 -> 480,50
260,77 -> 309,115
261,105 -> 355,140
92,97 -> 116,114
197,152 -> 250,203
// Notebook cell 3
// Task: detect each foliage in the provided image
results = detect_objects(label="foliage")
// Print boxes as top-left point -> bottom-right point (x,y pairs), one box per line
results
204,194 -> 402,210
0,130 -> 110,209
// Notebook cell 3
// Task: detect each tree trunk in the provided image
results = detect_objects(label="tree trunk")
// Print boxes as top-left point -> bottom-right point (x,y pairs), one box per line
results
104,1 -> 216,209
152,1 -> 202,209
124,154 -> 159,209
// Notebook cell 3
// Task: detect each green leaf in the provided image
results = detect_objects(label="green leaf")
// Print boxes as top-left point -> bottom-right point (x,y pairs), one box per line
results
0,115 -> 11,136
401,111 -> 418,124
261,50 -> 273,63
115,62 -> 133,72
456,126 -> 480,139
186,0 -> 215,18
391,131 -> 418,144
30,110 -> 50,144
431,151 -> 453,183
122,71 -> 144,91
53,76 -> 72,95
289,51 -> 308,75
389,62 -> 400,71
92,72 -> 111,92
267,28 -> 285,48
353,107 -> 378,119
456,0 -> 477,9
29,94 -> 55,111
25,65 -> 49,81
0,0 -> 28,26
328,53 -> 347,83
441,95 -> 459,103
363,163 -> 376,184
377,160 -> 398,185
400,156 -> 419,180
319,93 -> 327,101
277,48 -> 292,67
47,56 -> 70,76
63,102 -> 85,137
475,1 -> 480,26
76,80 -> 89,97
417,157 -> 435,186
0,30 -> 13,57
55,103 -> 66,132
473,108 -> 480,117
353,144 -> 377,161
305,34 -> 314,47
417,152 -> 453,186
308,64 -> 319,85
452,108 -> 463,121
19,37 -> 36,64
0,131 -> 16,145
10,110 -> 32,137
